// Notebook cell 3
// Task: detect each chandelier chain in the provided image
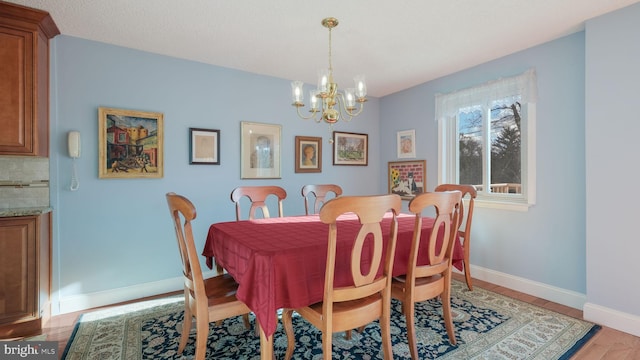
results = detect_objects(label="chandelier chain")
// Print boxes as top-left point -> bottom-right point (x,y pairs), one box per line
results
328,26 -> 333,77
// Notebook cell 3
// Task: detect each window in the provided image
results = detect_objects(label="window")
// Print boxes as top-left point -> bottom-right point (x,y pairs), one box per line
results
436,69 -> 537,211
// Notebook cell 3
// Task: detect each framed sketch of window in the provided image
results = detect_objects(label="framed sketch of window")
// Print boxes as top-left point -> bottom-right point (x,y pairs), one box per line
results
388,160 -> 426,200
189,128 -> 220,165
295,136 -> 322,173
98,107 -> 163,179
240,121 -> 281,179
397,129 -> 416,158
332,131 -> 368,166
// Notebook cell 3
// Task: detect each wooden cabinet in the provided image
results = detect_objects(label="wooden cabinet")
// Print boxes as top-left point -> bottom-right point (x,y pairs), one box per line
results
0,213 -> 51,338
0,2 -> 59,156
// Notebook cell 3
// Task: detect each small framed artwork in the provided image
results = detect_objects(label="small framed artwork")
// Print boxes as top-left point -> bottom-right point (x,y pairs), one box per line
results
388,160 -> 426,200
241,121 -> 281,179
98,107 -> 163,179
295,136 -> 322,173
333,131 -> 368,166
397,129 -> 416,158
189,128 -> 220,165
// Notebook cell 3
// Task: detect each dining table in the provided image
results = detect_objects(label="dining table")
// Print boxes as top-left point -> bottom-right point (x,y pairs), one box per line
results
202,212 -> 464,360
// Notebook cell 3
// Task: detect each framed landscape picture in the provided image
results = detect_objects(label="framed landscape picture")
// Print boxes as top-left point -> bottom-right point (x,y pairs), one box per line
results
332,131 -> 368,166
295,136 -> 322,173
388,160 -> 426,200
189,128 -> 220,165
240,121 -> 281,179
98,107 -> 163,179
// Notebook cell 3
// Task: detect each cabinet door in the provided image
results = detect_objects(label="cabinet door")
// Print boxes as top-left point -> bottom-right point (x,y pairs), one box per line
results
0,26 -> 35,155
0,217 -> 37,326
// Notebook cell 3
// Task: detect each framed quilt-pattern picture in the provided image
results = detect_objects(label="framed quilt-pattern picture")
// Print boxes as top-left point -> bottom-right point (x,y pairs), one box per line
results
388,160 -> 426,200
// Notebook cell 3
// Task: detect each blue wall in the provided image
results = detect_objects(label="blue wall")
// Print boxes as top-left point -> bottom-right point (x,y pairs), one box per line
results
51,31 -> 587,311
380,32 -> 587,294
50,36 -> 381,311
585,2 -> 640,329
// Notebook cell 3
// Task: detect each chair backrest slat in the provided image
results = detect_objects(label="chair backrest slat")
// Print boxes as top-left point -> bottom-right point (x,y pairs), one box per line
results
406,191 -> 462,280
319,194 -> 401,304
230,186 -> 287,220
434,184 -> 476,239
301,184 -> 343,215
166,192 -> 205,300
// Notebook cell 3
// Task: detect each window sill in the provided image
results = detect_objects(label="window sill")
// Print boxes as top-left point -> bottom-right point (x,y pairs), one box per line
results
475,199 -> 533,212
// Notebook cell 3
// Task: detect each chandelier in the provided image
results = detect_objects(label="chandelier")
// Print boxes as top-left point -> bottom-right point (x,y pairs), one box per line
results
291,17 -> 367,130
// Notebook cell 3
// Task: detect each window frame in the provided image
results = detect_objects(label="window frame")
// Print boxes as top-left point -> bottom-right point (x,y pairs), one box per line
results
436,70 -> 537,211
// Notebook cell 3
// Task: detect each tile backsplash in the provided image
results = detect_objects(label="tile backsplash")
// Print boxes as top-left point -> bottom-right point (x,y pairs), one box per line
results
0,156 -> 50,209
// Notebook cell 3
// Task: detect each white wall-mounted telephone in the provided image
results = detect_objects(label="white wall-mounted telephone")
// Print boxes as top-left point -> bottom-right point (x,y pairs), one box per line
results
68,131 -> 81,158
68,131 -> 80,191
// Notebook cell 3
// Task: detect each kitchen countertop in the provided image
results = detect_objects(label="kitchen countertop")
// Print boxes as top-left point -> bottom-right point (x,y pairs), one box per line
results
0,206 -> 53,217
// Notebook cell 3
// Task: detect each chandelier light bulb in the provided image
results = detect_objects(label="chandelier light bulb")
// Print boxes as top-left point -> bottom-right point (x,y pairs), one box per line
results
354,75 -> 367,99
291,81 -> 304,104
310,90 -> 320,111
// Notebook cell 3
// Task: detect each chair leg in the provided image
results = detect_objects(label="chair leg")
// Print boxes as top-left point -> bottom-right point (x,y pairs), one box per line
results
404,301 -> 419,360
380,295 -> 393,360
216,314 -> 250,330
464,260 -> 473,291
443,271 -> 457,345
344,325 -> 365,340
178,290 -> 191,355
178,311 -> 191,354
282,309 -> 296,360
242,314 -> 251,329
254,317 -> 261,337
215,260 -> 224,275
194,317 -> 209,360
442,287 -> 457,345
322,328 -> 332,360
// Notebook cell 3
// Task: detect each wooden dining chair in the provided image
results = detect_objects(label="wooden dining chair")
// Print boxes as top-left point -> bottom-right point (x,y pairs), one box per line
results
301,184 -> 343,215
219,185 -> 288,274
166,192 -> 251,360
282,194 -> 402,360
434,184 -> 477,290
391,190 -> 462,359
230,185 -> 287,220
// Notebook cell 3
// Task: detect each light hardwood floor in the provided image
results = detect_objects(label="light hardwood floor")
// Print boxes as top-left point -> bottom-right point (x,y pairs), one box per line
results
24,273 -> 640,359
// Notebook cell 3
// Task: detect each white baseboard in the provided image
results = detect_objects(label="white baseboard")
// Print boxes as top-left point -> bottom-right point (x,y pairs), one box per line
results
462,265 -> 640,337
59,267 -> 583,315
583,302 -> 640,337
459,265 -> 587,309
57,275 -> 185,315
56,267 -> 640,338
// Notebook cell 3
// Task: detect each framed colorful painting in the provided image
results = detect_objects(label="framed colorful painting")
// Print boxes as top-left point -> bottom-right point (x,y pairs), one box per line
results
388,160 -> 426,200
98,107 -> 163,179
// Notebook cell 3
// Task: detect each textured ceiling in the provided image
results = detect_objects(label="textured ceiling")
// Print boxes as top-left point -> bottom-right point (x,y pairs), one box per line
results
5,0 -> 640,97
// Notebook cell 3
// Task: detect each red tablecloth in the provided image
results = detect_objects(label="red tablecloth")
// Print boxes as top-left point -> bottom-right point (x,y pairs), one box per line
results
202,213 -> 463,337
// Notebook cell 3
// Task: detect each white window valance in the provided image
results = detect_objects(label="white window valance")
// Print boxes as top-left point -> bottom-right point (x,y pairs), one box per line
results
435,68 -> 537,120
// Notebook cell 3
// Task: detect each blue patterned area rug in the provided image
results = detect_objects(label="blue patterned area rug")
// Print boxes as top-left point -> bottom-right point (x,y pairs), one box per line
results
61,280 -> 599,359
